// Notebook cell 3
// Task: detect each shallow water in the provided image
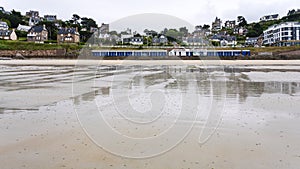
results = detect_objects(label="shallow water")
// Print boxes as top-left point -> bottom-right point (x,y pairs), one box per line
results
0,64 -> 300,169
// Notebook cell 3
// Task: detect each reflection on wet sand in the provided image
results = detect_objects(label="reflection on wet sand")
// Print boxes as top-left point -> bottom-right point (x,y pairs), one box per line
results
0,64 -> 300,169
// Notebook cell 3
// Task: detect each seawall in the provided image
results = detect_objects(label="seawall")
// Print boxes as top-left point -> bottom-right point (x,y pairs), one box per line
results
0,49 -> 78,59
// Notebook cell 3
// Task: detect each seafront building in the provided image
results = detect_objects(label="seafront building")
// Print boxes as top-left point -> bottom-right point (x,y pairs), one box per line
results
224,20 -> 236,29
130,37 -> 143,45
0,21 -> 17,40
27,25 -> 48,43
260,14 -> 280,22
263,22 -> 300,46
0,29 -> 17,40
212,17 -> 222,32
152,35 -> 168,45
57,28 -> 80,44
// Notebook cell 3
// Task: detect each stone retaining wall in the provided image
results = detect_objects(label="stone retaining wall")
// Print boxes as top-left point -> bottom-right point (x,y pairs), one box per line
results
0,49 -> 67,58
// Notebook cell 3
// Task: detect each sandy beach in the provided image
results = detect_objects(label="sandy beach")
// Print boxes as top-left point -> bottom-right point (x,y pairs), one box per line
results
0,61 -> 300,169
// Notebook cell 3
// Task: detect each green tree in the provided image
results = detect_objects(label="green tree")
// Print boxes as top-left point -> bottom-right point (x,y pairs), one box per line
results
81,17 -> 98,31
246,22 -> 263,37
79,31 -> 93,42
161,28 -> 168,35
237,16 -> 247,27
0,9 -> 25,28
165,29 -> 183,42
15,30 -> 27,38
287,9 -> 296,16
203,24 -> 210,30
179,27 -> 189,36
72,14 -> 81,24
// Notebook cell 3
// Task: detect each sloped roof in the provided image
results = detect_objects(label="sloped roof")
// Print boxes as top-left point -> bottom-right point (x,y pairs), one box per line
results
58,28 -> 78,35
0,21 -> 9,30
17,24 -> 32,32
29,25 -> 47,33
246,37 -> 258,41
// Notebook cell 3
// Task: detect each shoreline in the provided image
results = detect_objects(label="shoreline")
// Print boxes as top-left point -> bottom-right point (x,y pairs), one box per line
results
1,59 -> 300,66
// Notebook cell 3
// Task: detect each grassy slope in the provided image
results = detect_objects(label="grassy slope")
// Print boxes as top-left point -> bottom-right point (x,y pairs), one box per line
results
0,40 -> 83,51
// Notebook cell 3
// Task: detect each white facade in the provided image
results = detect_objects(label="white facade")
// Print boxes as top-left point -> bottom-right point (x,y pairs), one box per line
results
130,37 -> 143,45
260,14 -> 279,22
220,39 -> 237,47
10,29 -> 17,40
263,22 -> 300,46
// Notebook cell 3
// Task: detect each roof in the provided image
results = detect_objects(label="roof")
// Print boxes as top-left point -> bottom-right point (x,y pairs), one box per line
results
246,37 -> 258,41
225,20 -> 235,23
17,24 -> 32,32
0,21 -> 9,30
29,25 -> 47,33
260,14 -> 279,20
159,35 -> 167,39
58,28 -> 78,35
131,37 -> 143,40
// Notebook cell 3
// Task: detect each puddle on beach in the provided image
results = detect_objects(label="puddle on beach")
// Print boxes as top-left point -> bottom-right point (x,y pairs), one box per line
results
0,64 -> 300,169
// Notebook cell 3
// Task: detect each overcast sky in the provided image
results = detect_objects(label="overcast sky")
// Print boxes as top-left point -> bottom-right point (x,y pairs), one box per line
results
1,0 -> 299,32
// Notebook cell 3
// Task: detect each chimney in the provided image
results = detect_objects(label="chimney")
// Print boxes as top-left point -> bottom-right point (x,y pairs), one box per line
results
43,24 -> 46,30
76,27 -> 78,32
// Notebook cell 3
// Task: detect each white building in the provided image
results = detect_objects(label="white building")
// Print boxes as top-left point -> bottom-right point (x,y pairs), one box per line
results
130,37 -> 143,45
260,14 -> 280,22
263,22 -> 300,46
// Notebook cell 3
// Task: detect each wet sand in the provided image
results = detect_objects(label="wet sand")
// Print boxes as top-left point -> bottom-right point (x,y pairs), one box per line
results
0,63 -> 300,169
